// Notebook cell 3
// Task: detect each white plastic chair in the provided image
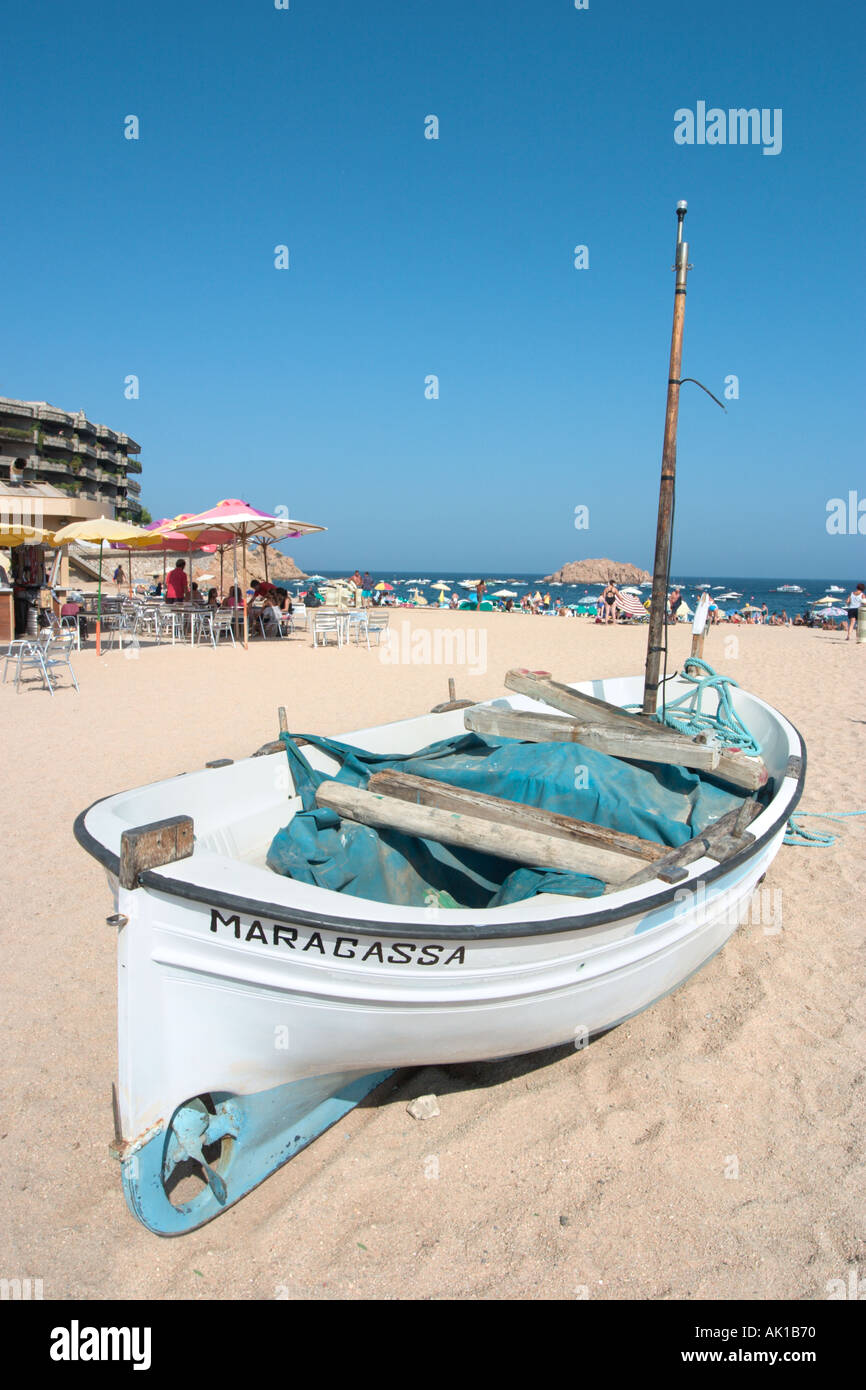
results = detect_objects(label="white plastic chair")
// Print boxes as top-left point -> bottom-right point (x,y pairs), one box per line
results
344,610 -> 370,649
312,612 -> 343,647
366,612 -> 390,646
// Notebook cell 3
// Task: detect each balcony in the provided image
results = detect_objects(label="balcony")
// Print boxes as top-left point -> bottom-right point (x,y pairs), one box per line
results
37,455 -> 75,476
95,424 -> 119,444
37,406 -> 73,427
0,425 -> 37,444
42,432 -> 75,450
0,399 -> 35,419
127,478 -> 142,496
125,456 -> 142,474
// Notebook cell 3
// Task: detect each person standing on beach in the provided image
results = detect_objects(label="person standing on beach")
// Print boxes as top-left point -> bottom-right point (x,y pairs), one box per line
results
165,559 -> 189,604
361,571 -> 373,607
845,583 -> 864,641
113,563 -> 125,592
602,580 -> 620,624
476,578 -> 486,609
668,586 -> 683,621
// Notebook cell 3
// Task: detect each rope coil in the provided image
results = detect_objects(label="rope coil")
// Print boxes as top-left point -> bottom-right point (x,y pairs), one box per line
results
629,658 -> 762,754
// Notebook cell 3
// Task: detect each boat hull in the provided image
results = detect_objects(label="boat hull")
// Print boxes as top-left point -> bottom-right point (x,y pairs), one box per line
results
77,673 -> 804,1233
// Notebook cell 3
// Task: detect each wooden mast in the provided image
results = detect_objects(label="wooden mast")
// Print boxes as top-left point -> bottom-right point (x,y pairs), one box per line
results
643,201 -> 691,715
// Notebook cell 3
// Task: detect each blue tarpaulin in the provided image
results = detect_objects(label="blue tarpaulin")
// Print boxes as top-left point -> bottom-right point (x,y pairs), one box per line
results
266,732 -> 744,907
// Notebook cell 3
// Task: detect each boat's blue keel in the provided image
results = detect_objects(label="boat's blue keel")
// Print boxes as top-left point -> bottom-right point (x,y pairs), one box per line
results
120,1069 -> 394,1236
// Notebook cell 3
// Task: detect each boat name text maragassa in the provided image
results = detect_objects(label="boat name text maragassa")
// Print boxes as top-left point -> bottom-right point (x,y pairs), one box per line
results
210,908 -> 468,965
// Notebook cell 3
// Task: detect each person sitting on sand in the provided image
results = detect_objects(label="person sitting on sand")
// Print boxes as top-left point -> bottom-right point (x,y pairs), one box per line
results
165,559 -> 189,605
668,586 -> 682,621
845,583 -> 864,641
449,592 -> 459,610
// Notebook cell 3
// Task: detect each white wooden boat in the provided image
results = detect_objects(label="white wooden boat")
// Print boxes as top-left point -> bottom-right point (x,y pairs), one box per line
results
75,671 -> 804,1235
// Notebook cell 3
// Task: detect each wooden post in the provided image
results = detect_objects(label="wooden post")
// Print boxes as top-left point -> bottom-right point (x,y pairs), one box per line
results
643,202 -> 690,715
119,815 -> 194,890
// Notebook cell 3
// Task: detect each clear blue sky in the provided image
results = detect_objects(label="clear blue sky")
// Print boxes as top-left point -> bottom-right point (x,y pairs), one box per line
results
1,0 -> 863,576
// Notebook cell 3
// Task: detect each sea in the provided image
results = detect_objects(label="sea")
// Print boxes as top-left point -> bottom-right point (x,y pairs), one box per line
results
288,573 -> 859,619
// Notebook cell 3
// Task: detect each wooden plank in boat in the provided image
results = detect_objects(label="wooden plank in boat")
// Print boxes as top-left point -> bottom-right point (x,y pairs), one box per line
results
611,800 -> 763,893
464,705 -> 722,772
119,815 -> 194,890
368,769 -> 666,863
505,668 -> 656,729
315,781 -> 652,886
503,668 -> 768,792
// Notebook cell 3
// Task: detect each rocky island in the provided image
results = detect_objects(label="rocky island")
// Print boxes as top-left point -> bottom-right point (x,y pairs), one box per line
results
543,558 -> 651,585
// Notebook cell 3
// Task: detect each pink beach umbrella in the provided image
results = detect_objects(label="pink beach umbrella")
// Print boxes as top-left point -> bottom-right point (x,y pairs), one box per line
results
165,500 -> 325,646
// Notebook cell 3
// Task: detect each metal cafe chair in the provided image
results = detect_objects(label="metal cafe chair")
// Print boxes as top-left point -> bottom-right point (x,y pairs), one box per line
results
211,610 -> 237,646
13,632 -> 79,696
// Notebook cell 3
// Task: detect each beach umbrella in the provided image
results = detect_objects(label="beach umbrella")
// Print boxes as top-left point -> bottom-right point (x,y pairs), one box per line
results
431,581 -> 451,591
492,588 -> 518,598
52,516 -> 153,649
0,521 -> 54,546
166,501 -> 325,646
812,595 -> 836,606
115,516 -> 220,593
375,581 -> 394,591
616,592 -> 650,619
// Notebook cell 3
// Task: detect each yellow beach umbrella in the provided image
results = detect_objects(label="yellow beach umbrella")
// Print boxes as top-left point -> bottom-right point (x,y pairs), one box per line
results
52,516 -> 153,641
0,523 -> 54,547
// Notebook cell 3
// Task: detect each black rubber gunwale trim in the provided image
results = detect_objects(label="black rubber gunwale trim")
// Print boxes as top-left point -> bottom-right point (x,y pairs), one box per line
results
73,724 -> 806,942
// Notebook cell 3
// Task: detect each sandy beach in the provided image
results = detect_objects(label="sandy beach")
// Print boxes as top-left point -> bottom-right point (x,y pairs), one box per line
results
2,612 -> 863,1301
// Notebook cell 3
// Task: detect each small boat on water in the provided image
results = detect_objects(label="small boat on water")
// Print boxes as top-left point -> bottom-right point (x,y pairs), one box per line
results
774,584 -> 804,593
